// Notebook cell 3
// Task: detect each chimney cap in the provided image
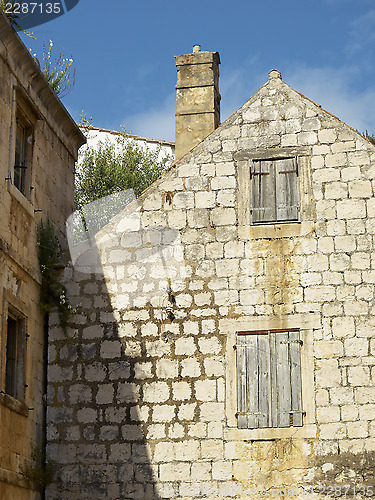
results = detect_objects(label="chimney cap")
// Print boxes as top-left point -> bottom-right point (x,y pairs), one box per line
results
193,44 -> 201,53
268,69 -> 282,80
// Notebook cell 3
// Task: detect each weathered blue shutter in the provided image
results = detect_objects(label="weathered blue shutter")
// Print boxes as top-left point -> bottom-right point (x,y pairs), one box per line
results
275,158 -> 299,221
250,160 -> 276,223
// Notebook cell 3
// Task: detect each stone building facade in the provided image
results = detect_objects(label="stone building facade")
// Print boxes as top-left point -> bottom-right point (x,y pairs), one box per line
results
47,49 -> 375,499
0,12 -> 85,500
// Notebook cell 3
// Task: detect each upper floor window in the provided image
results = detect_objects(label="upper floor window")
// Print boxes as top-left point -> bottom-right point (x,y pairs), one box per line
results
14,108 -> 34,196
250,157 -> 299,224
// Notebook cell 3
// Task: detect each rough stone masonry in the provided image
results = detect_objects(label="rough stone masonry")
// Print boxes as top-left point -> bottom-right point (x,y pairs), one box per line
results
46,52 -> 375,499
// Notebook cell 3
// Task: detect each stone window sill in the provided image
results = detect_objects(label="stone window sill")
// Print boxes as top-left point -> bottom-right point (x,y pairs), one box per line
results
0,393 -> 29,416
7,182 -> 34,217
225,424 -> 317,441
239,220 -> 314,240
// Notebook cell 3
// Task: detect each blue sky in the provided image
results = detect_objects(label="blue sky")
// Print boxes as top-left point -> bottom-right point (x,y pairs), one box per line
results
22,0 -> 375,142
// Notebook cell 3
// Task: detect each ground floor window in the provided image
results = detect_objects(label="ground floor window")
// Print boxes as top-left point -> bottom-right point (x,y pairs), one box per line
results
5,310 -> 26,401
236,329 -> 303,429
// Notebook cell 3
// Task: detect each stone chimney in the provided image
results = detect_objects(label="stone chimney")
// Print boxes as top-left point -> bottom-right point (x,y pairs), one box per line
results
175,45 -> 221,160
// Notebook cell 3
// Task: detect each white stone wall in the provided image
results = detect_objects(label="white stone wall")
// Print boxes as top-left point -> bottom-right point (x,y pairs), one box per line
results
47,73 -> 375,499
79,127 -> 175,164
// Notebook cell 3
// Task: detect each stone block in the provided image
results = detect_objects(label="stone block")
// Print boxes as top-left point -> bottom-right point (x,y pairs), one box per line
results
325,182 -> 348,199
348,151 -> 370,166
210,207 -> 236,226
314,340 -> 343,358
195,379 -> 217,401
200,402 -> 225,421
337,200 -> 366,219
214,289 -> 238,306
172,381 -> 191,400
152,404 -> 176,422
117,382 -> 140,403
210,176 -> 236,191
317,406 -> 340,423
348,366 -> 370,386
212,460 -> 232,480
100,340 -> 122,359
178,164 -> 199,177
330,387 -> 354,405
172,192 -> 194,209
297,131 -> 317,145
318,129 -> 337,144
156,359 -> 178,379
174,441 -> 200,461
175,337 -> 196,355
191,461 -> 211,481
319,423 -> 347,440
132,361 -> 153,381
181,358 -> 201,378
332,317 -> 355,338
143,382 -> 169,403
168,422 -> 185,438
77,408 -> 98,424
347,421 -> 368,439
96,384 -> 114,404
178,403 -> 196,420
201,440 -> 224,460
121,424 -> 144,441
316,359 -> 341,387
188,422 -> 207,438
204,357 -> 224,377
159,463 -> 191,482
130,405 -> 149,422
198,337 -> 222,355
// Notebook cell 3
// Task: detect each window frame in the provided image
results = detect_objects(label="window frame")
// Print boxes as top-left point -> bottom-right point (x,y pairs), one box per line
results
236,328 -> 303,430
250,157 -> 300,225
5,308 -> 27,401
236,147 -> 315,240
224,314 -> 317,440
0,292 -> 29,415
7,87 -> 39,212
14,107 -> 34,197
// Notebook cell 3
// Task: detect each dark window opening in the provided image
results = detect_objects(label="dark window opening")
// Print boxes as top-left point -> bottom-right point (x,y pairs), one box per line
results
5,312 -> 26,401
14,111 -> 33,196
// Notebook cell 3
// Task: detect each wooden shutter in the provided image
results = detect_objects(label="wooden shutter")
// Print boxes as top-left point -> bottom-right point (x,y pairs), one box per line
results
250,160 -> 276,223
237,334 -> 261,429
275,158 -> 299,221
236,330 -> 303,429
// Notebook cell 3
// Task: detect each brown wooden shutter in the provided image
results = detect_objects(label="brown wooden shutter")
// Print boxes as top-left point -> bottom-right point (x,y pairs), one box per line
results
275,158 -> 299,221
236,330 -> 303,429
250,160 -> 276,223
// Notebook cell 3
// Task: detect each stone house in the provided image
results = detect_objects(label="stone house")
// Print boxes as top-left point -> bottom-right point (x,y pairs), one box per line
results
0,12 -> 85,500
47,46 -> 375,499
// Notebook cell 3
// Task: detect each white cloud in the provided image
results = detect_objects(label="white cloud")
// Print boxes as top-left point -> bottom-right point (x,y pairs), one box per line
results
122,93 -> 175,142
285,64 -> 375,133
348,7 -> 375,54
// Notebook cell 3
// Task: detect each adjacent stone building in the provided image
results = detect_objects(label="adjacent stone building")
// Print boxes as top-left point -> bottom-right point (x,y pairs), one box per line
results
47,47 -> 375,498
0,12 -> 85,500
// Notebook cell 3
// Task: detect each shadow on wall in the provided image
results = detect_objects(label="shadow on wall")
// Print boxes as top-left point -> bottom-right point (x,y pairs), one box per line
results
45,193 -> 191,499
